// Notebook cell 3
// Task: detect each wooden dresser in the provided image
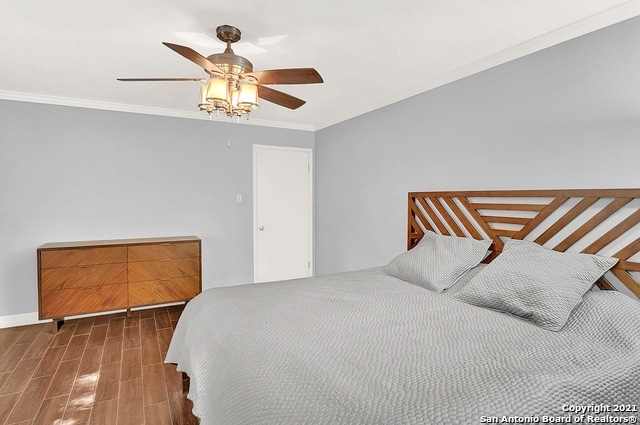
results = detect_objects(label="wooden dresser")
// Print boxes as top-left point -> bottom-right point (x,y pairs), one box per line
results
38,236 -> 201,330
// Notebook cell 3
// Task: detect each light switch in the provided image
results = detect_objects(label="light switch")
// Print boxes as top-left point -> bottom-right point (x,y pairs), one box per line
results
236,194 -> 242,203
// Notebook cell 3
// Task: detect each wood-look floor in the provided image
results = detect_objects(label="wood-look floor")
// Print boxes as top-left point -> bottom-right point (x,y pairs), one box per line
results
0,305 -> 199,424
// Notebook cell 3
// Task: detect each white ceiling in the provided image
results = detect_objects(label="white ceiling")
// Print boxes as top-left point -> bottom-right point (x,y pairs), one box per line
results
1,0 -> 639,131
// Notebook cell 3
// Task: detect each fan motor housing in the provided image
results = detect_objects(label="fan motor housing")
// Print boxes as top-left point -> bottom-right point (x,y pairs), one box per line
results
209,25 -> 252,75
206,52 -> 253,75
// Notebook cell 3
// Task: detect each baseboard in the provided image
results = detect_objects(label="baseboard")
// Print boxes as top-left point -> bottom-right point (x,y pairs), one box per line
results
0,312 -> 49,329
0,302 -> 185,329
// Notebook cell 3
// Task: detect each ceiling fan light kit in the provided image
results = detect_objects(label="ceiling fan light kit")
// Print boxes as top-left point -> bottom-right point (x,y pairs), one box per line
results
118,25 -> 323,120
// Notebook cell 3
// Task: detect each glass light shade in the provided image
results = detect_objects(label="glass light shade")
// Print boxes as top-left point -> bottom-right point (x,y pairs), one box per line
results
238,81 -> 258,108
231,89 -> 240,109
206,77 -> 228,103
198,85 -> 212,110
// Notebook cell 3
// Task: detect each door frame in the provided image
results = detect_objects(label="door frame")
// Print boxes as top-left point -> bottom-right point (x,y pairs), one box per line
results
252,144 -> 314,283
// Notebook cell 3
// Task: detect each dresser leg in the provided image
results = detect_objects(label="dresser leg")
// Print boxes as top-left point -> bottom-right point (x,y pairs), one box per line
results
51,318 -> 64,333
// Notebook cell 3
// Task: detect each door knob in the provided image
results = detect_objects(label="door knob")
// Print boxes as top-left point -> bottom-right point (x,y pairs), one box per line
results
259,226 -> 265,231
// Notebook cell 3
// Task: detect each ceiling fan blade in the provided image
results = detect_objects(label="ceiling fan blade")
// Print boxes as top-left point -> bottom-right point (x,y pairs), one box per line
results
257,85 -> 306,110
117,77 -> 206,82
162,42 -> 226,75
247,68 -> 323,85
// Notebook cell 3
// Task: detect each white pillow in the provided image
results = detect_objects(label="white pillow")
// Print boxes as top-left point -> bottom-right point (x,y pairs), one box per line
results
454,239 -> 618,331
383,231 -> 491,292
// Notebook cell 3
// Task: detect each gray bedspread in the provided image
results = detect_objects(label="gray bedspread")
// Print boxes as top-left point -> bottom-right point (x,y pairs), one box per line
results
165,267 -> 640,424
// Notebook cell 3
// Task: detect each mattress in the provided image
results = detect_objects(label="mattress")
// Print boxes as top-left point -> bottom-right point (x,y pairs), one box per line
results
165,267 -> 640,424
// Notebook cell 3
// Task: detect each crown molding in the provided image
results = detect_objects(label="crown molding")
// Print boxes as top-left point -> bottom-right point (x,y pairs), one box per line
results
0,90 -> 316,132
315,0 -> 640,130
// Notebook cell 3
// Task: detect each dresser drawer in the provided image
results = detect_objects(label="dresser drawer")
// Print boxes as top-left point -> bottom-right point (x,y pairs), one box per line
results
40,246 -> 127,269
128,241 -> 199,262
128,276 -> 200,307
38,236 -> 201,326
128,257 -> 200,282
41,263 -> 128,291
40,283 -> 128,318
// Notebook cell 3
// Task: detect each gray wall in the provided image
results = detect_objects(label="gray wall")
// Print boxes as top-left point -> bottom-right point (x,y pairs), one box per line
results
0,101 -> 314,317
3,16 -> 640,319
315,16 -> 640,275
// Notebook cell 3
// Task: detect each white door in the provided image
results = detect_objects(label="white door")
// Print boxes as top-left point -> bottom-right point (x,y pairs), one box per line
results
253,145 -> 313,283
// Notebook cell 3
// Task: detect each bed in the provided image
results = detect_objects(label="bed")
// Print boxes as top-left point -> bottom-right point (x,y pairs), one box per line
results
166,189 -> 640,424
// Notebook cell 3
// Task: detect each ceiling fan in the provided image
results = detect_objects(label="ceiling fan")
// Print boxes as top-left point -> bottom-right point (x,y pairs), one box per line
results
118,25 -> 323,118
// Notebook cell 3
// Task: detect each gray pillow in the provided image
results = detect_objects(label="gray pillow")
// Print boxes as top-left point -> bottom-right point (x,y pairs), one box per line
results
454,239 -> 618,331
383,231 -> 491,292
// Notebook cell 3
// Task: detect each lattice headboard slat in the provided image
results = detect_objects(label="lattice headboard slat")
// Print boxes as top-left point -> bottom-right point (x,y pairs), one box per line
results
408,189 -> 640,299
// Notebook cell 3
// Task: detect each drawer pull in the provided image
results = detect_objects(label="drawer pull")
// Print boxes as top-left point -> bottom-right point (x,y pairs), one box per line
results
160,259 -> 171,262
160,278 -> 171,281
81,265 -> 92,269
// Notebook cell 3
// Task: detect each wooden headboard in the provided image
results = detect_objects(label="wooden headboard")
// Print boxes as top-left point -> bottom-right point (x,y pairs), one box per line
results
408,189 -> 640,299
